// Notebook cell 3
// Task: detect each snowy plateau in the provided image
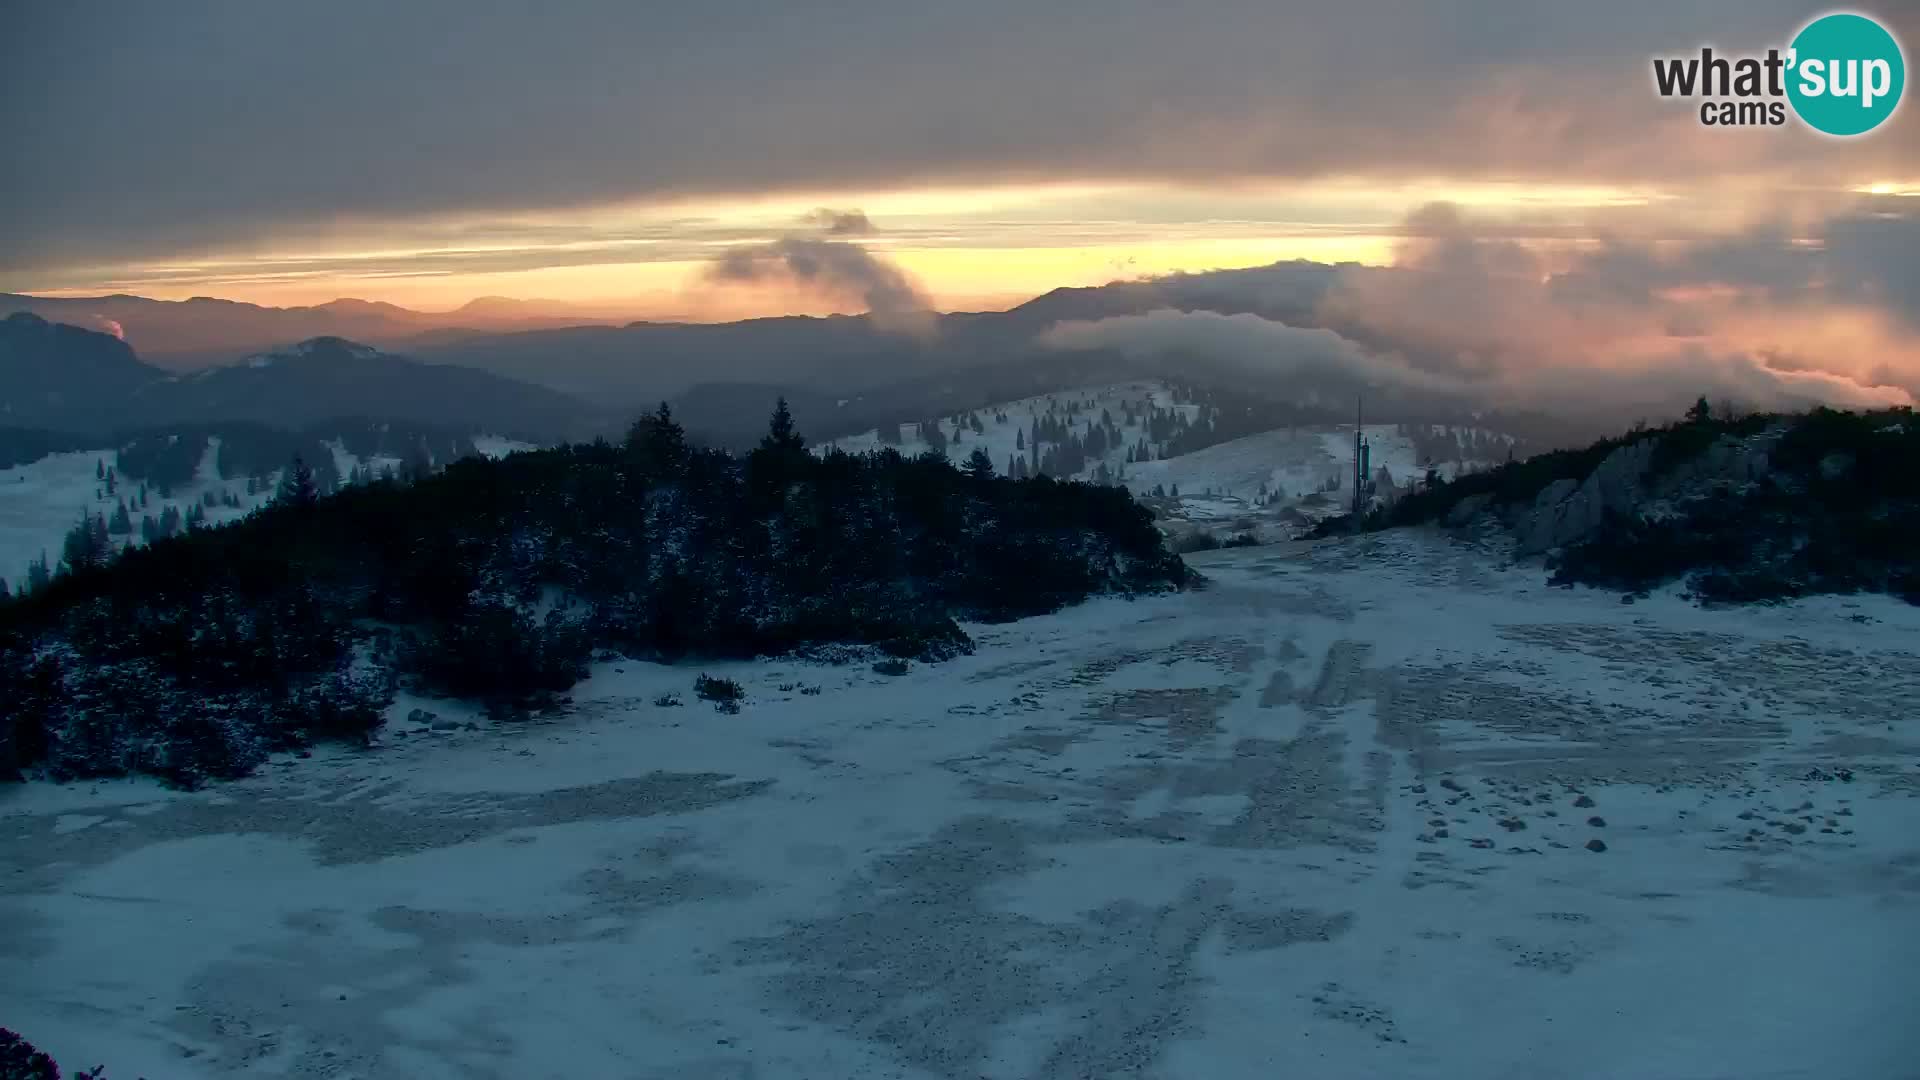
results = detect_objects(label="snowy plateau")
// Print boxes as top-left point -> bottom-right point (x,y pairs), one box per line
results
4,531 -> 1917,1079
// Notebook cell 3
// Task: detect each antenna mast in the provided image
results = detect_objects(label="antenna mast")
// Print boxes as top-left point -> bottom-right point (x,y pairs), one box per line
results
1352,395 -> 1365,520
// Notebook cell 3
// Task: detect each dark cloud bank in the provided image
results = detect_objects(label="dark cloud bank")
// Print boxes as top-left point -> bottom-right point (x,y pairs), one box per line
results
6,1 -> 1916,273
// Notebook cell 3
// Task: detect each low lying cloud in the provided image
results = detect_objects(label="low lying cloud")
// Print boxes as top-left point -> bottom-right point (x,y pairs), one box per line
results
1039,309 -> 1463,394
82,315 -> 126,340
700,210 -> 933,337
1039,200 -> 1919,421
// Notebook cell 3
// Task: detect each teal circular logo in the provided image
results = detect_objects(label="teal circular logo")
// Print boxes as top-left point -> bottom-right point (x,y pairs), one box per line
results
1787,12 -> 1906,136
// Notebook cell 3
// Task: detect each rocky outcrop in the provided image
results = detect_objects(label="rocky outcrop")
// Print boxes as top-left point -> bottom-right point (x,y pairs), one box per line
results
1663,431 -> 1777,490
1510,440 -> 1655,555
1504,428 -> 1784,555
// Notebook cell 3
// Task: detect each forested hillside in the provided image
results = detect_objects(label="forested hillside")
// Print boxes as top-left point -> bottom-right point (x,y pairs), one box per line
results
0,403 -> 1190,787
1344,401 -> 1920,605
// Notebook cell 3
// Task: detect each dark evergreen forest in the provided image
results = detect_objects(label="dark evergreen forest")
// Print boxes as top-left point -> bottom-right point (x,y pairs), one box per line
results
0,402 -> 1190,787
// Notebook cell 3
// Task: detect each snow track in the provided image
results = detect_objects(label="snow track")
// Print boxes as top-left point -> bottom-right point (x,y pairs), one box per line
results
4,532 -> 1918,1078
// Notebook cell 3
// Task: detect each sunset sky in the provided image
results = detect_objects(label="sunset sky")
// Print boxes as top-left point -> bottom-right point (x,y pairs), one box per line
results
3,2 -> 1916,322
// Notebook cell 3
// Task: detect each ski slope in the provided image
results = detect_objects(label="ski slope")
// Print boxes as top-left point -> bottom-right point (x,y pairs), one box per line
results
6,532 -> 1917,1078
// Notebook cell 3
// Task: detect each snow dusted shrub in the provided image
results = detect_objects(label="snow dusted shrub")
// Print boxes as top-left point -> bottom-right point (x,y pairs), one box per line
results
5,616 -> 390,788
872,611 -> 973,662
653,692 -> 683,707
285,655 -> 393,743
401,596 -> 590,705
693,673 -> 743,703
871,657 -> 910,676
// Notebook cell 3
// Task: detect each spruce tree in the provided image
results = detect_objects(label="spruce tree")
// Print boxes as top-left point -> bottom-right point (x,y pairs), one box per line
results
60,512 -> 110,575
627,401 -> 689,476
278,455 -> 319,507
966,447 -> 995,479
762,397 -> 805,454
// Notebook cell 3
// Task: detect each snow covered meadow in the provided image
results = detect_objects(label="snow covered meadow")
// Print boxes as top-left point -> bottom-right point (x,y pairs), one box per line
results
820,380 -> 1200,480
820,381 -> 1513,541
0,435 -> 537,593
5,532 -> 1916,1078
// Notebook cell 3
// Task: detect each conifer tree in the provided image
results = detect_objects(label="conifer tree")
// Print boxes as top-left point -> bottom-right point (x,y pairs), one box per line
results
60,512 -> 111,575
25,552 -> 50,592
277,455 -> 319,507
626,401 -> 689,476
762,397 -> 806,454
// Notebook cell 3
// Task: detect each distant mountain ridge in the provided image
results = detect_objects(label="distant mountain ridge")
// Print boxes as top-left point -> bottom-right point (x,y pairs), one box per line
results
0,291 -> 628,370
4,261 -> 1610,457
1,261 -> 1345,396
0,312 -> 170,431
0,313 -> 602,440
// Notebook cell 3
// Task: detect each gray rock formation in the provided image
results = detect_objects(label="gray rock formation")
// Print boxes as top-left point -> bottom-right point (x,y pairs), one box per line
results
1498,427 -> 1785,556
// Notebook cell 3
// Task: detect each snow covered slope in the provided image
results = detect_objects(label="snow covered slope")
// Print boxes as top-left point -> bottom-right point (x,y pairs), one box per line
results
820,379 -> 1201,481
5,532 -> 1916,1078
0,443 -> 277,590
0,435 -> 537,591
819,382 -> 1511,540
468,434 -> 539,460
